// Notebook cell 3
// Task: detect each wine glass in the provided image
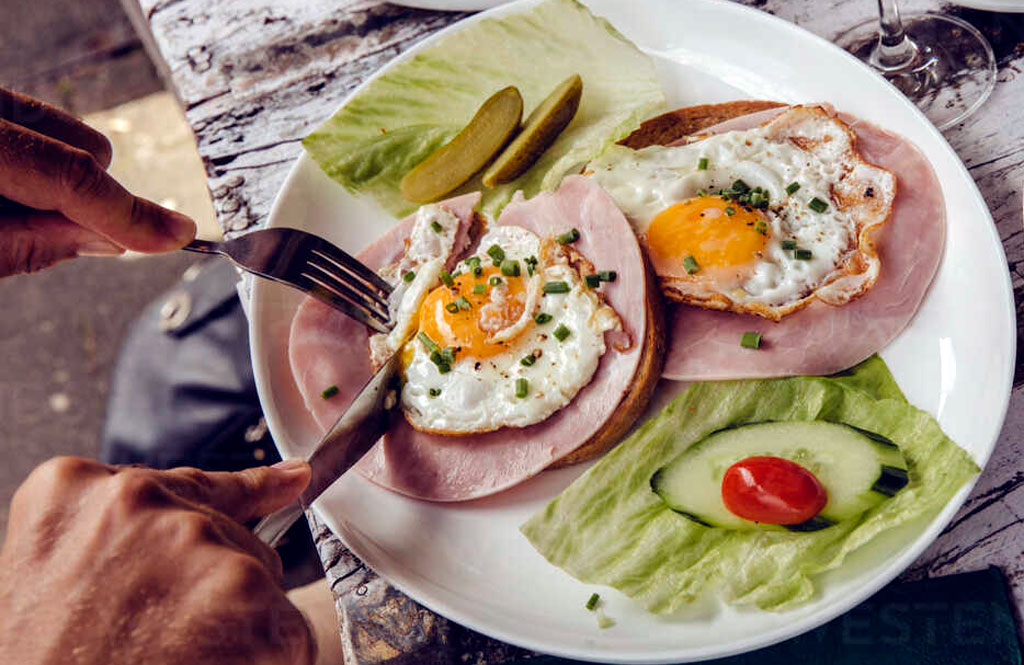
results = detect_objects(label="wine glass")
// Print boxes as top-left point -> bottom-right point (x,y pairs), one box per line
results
834,1 -> 996,130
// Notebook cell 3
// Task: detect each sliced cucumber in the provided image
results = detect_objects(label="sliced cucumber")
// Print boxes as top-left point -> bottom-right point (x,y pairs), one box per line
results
650,421 -> 909,532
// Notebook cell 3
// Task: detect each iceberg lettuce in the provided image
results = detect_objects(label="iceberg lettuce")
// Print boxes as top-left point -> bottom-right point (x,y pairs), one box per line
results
520,356 -> 979,611
302,0 -> 664,220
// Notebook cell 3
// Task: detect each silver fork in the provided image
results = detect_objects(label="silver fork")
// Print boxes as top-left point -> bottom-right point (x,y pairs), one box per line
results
184,228 -> 392,333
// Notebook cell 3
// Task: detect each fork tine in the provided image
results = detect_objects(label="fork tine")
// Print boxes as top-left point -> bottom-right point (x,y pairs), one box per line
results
304,260 -> 391,320
296,273 -> 391,334
304,254 -> 391,314
308,240 -> 393,296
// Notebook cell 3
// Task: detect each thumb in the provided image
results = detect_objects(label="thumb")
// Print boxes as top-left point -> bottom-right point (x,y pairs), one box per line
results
165,460 -> 311,523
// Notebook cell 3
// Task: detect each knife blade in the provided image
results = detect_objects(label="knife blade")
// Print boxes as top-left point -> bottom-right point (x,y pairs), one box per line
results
253,351 -> 400,548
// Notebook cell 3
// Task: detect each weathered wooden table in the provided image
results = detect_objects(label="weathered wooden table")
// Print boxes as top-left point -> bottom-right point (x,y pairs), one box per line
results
137,0 -> 1024,662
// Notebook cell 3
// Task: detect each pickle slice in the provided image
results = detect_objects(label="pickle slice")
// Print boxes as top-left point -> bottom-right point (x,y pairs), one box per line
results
400,86 -> 523,203
482,74 -> 583,188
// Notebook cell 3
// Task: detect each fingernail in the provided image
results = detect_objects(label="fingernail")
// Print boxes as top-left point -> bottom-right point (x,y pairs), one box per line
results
76,240 -> 124,257
272,459 -> 309,476
164,210 -> 197,244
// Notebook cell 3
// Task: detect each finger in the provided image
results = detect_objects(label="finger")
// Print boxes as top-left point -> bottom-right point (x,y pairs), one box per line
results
0,209 -> 123,277
160,461 -> 312,524
0,120 -> 195,252
0,87 -> 112,167
204,510 -> 286,585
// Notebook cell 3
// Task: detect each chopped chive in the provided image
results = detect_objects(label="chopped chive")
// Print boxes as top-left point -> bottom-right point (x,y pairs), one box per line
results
402,270 -> 415,283
446,302 -> 459,314
732,179 -> 750,193
749,192 -> 765,208
682,255 -> 699,274
520,354 -> 537,367
556,227 -> 580,244
440,270 -> 454,288
430,220 -> 443,233
585,274 -> 602,288
586,593 -> 600,611
598,270 -> 617,282
418,332 -> 440,354
697,157 -> 709,170
473,266 -> 483,276
781,239 -> 797,250
487,244 -> 505,262
696,188 -> 708,197
754,221 -> 768,236
467,256 -> 481,268
785,181 -> 801,195
554,324 -> 571,341
455,296 -> 472,311
473,284 -> 486,295
500,259 -> 521,277
490,276 -> 503,287
515,377 -> 529,398
740,331 -> 762,349
724,206 -> 736,216
795,248 -> 813,260
534,312 -> 553,324
525,255 -> 538,276
320,385 -> 339,399
542,281 -> 570,294
428,388 -> 441,398
440,347 -> 456,364
808,197 -> 829,213
429,350 -> 451,374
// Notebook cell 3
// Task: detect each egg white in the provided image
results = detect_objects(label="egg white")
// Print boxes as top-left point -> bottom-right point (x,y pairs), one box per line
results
399,226 -> 620,434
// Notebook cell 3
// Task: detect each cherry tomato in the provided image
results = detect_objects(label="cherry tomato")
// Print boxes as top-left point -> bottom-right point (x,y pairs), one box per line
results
721,456 -> 827,525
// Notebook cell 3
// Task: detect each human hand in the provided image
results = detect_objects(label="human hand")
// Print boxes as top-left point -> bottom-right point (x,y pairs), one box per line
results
0,458 -> 316,665
0,88 -> 196,277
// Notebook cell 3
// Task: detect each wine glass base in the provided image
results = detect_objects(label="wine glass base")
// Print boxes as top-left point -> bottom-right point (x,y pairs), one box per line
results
835,13 -> 996,130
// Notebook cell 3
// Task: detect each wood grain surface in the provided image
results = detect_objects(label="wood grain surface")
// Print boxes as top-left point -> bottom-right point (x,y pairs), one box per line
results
139,0 -> 1024,661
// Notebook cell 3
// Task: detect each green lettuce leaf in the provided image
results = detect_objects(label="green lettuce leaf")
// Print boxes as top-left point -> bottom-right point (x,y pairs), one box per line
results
302,0 -> 665,220
520,356 -> 979,611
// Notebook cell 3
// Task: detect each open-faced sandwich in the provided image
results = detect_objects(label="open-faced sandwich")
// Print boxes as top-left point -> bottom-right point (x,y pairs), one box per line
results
290,178 -> 664,501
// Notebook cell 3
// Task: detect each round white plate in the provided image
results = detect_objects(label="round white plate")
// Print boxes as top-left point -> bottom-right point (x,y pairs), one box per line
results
391,0 -> 510,10
250,0 -> 1015,662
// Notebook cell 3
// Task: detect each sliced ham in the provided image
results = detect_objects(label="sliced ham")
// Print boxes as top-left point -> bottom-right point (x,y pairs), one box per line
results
662,106 -> 945,379
288,178 -> 650,501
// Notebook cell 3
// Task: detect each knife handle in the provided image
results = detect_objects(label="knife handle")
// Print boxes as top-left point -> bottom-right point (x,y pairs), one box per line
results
253,501 -> 306,548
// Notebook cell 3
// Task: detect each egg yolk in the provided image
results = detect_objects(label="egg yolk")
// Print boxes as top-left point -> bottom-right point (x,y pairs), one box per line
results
646,195 -> 769,274
418,266 -> 528,359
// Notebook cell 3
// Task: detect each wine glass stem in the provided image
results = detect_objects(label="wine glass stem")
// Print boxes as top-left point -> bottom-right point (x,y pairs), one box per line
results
874,0 -> 917,70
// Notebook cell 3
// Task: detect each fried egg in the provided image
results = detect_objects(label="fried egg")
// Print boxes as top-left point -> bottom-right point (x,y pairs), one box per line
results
588,105 -> 895,320
372,215 -> 621,435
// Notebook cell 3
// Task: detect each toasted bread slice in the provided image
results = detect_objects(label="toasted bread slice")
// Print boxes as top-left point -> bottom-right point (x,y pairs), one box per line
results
552,247 -> 665,467
619,100 -> 786,149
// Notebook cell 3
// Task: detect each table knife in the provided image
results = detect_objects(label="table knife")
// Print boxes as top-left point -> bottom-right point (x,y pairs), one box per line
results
253,351 -> 400,548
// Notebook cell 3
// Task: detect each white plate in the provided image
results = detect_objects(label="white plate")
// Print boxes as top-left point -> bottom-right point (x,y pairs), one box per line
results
250,0 -> 1016,662
391,0 -> 511,10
